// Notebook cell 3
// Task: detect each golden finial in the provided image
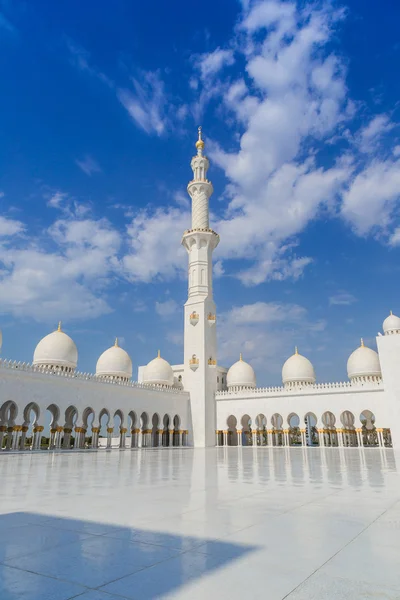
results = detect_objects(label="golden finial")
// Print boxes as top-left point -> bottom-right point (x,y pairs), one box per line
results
195,126 -> 205,150
157,349 -> 161,358
295,346 -> 298,355
239,352 -> 243,361
57,321 -> 62,332
114,337 -> 119,347
360,338 -> 364,347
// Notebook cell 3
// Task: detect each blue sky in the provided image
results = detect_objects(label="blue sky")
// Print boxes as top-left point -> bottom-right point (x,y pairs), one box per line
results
1,0 -> 400,385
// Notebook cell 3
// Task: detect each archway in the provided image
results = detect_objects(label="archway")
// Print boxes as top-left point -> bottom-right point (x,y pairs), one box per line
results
63,405 -> 78,449
322,411 -> 337,447
256,414 -> 267,446
128,410 -> 138,448
340,410 -> 357,447
241,414 -> 252,446
152,413 -> 160,447
113,409 -> 125,448
80,407 -> 95,449
0,401 -> 18,450
98,408 -> 111,448
227,415 -> 237,446
140,412 -> 149,448
287,413 -> 301,446
173,415 -> 180,446
162,414 -> 170,447
23,402 -> 42,450
271,413 -> 283,446
360,410 -> 378,447
47,404 -> 61,449
304,412 -> 319,446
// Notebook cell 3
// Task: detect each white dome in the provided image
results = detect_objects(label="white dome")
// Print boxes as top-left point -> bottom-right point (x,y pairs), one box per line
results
143,351 -> 174,387
227,354 -> 256,389
33,323 -> 77,371
383,311 -> 400,335
282,348 -> 316,386
347,340 -> 381,381
96,339 -> 132,380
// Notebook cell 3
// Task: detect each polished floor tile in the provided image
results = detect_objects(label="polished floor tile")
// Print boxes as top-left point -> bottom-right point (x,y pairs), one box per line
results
0,564 -> 86,600
286,571 -> 400,599
5,535 -> 181,588
0,447 -> 400,600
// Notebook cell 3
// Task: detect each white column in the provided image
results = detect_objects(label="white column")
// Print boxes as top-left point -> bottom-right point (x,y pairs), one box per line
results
0,426 -> 6,449
62,428 -> 72,449
357,429 -> 363,447
91,427 -> 99,449
131,429 -> 139,448
237,429 -> 242,446
169,429 -> 174,447
12,426 -> 21,450
377,429 -> 384,447
252,430 -> 258,447
106,427 -> 113,449
337,429 -> 344,447
120,428 -> 127,448
20,426 -> 28,450
5,427 -> 13,450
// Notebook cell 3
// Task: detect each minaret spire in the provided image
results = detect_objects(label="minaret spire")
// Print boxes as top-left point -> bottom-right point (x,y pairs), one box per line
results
187,127 -> 213,230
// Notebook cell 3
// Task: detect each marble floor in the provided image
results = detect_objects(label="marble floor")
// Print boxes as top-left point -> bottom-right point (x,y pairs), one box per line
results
1,447 -> 400,600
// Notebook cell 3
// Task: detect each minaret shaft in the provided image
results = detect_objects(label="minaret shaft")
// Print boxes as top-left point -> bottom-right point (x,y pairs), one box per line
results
182,128 -> 219,447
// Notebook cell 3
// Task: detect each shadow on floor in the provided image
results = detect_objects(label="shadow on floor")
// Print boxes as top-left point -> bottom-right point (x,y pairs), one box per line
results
0,511 -> 258,600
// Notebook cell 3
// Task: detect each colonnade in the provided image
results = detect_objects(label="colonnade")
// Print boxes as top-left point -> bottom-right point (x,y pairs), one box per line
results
216,426 -> 392,448
0,424 -> 189,451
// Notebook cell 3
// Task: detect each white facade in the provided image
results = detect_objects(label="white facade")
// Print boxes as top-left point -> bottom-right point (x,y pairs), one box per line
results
0,129 -> 399,452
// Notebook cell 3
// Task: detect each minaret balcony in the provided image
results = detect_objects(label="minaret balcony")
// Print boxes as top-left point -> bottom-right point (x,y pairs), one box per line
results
208,358 -> 216,367
207,313 -> 216,325
190,311 -> 199,326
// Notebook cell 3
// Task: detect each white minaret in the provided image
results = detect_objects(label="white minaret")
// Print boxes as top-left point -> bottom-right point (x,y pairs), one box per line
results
182,128 -> 219,447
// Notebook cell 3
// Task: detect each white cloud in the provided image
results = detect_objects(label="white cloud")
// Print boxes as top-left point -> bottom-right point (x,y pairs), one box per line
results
196,48 -> 235,81
341,158 -> 400,235
329,292 -> 357,306
123,206 -> 189,282
218,300 -> 326,380
389,228 -> 400,247
0,216 -> 24,237
357,114 -> 395,153
75,155 -> 101,176
155,299 -> 179,317
0,212 -> 121,322
117,71 -> 168,136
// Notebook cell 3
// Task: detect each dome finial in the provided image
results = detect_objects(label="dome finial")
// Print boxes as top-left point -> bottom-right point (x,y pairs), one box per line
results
195,126 -> 205,153
295,346 -> 298,355
57,321 -> 62,332
390,310 -> 393,316
360,338 -> 364,347
157,349 -> 160,358
114,337 -> 118,347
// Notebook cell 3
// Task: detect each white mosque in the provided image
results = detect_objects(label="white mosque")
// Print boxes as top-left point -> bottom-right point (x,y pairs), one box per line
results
1,129 -> 400,452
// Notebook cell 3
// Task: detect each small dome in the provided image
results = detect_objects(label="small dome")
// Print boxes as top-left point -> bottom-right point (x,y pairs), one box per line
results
33,322 -> 77,372
347,339 -> 381,381
282,348 -> 316,387
383,311 -> 400,335
227,354 -> 256,389
96,339 -> 132,381
143,351 -> 174,387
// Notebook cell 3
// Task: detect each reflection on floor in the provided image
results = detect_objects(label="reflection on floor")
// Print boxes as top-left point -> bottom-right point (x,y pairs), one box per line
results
0,447 -> 400,599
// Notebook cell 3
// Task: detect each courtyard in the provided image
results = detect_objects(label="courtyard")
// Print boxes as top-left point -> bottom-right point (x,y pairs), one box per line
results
0,447 -> 399,599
